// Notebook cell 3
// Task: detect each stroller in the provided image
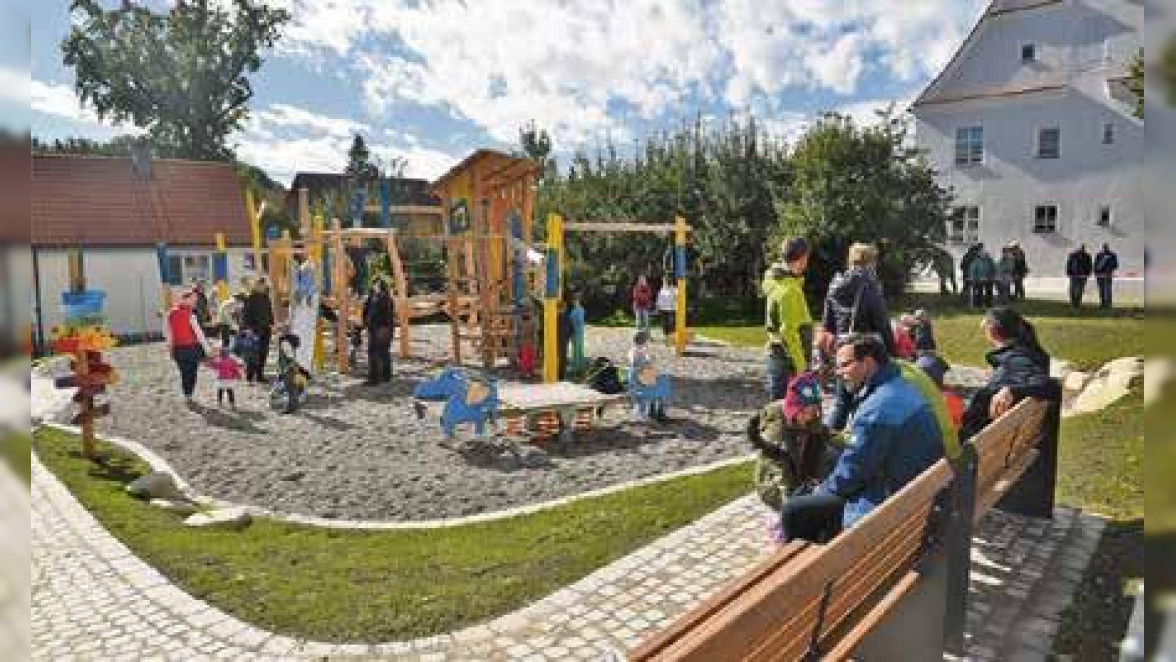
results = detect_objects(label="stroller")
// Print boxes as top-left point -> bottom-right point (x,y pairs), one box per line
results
270,332 -> 309,414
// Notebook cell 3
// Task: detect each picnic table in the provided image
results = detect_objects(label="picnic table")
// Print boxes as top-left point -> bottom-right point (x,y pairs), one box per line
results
498,382 -> 629,447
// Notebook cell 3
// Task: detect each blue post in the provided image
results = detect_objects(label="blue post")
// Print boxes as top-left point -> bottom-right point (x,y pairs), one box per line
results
380,178 -> 392,229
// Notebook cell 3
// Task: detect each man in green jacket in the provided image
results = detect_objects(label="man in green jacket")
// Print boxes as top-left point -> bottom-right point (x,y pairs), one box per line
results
764,237 -> 813,399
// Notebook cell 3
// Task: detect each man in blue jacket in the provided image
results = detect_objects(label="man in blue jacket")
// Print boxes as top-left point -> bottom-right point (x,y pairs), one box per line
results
781,334 -> 944,542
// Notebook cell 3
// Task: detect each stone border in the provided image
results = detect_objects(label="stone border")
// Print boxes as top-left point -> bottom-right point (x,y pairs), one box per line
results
42,422 -> 753,531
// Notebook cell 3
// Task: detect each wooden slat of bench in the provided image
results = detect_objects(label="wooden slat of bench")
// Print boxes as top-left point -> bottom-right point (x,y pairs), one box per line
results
975,448 -> 1040,522
629,541 -> 812,660
763,503 -> 935,661
972,399 -> 1049,496
647,461 -> 952,662
823,570 -> 921,662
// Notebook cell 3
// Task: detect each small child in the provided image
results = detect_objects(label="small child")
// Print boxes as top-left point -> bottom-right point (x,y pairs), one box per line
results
916,354 -> 964,430
911,309 -> 937,356
568,293 -> 587,373
627,330 -> 669,422
207,344 -> 244,409
746,372 -> 835,542
893,315 -> 917,360
232,327 -> 260,384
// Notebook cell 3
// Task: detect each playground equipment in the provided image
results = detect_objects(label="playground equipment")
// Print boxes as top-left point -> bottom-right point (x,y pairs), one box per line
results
540,213 -> 693,383
412,367 -> 501,438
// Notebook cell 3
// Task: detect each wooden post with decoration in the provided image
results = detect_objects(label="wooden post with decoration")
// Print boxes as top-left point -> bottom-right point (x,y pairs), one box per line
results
331,219 -> 349,374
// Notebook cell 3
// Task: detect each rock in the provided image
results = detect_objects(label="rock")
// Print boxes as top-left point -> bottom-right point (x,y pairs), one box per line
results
281,471 -> 305,482
183,507 -> 252,530
1063,371 -> 1091,393
125,471 -> 186,501
1050,359 -> 1076,381
1100,356 -> 1144,379
148,498 -> 200,515
517,445 -> 551,469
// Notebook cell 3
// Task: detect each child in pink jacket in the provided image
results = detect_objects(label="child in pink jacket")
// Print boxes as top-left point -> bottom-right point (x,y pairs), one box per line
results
207,345 -> 244,409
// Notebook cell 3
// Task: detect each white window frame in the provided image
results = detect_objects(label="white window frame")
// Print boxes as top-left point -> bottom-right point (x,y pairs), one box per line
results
165,250 -> 214,286
949,205 -> 981,245
1097,206 -> 1112,228
955,126 -> 984,166
1102,121 -> 1115,145
1037,126 -> 1061,159
1021,42 -> 1037,63
1033,204 -> 1059,234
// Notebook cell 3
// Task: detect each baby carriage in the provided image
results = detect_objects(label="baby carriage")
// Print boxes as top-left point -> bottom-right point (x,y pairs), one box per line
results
270,333 -> 309,414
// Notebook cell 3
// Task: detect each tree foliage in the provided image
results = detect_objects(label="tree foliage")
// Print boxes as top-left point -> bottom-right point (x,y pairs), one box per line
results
62,0 -> 289,161
528,109 -> 952,316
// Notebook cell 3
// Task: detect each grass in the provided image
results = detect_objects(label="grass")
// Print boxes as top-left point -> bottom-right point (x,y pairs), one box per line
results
2,433 -> 30,485
32,426 -> 753,643
695,294 -> 1144,371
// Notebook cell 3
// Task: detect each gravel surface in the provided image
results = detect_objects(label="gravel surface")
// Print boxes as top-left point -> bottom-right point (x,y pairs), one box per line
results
97,325 -> 768,521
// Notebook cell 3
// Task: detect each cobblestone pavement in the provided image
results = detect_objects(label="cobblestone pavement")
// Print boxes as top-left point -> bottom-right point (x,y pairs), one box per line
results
30,451 -> 1104,661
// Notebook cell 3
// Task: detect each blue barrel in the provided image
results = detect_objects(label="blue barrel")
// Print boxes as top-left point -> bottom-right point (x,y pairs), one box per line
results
61,290 -> 106,321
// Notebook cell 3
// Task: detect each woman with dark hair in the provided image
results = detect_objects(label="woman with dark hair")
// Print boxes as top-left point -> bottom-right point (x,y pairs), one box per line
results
960,307 -> 1061,440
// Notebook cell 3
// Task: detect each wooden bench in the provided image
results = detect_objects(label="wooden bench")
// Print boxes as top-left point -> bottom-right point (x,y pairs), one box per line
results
497,382 -> 629,447
631,395 -> 1060,661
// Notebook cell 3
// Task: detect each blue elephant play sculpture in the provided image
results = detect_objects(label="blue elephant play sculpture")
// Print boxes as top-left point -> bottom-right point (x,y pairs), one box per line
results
412,367 -> 500,438
629,365 -> 672,422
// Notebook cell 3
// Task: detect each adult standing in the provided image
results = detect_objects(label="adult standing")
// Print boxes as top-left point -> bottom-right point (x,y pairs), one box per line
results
959,243 -> 980,305
163,290 -> 211,402
1010,241 -> 1029,300
819,242 -> 895,357
932,247 -> 957,296
362,279 -> 395,384
631,275 -> 653,331
192,279 -> 213,331
1094,243 -> 1119,309
215,291 -> 244,345
968,244 -> 996,309
780,334 -> 943,542
961,307 -> 1060,440
655,278 -> 677,341
763,238 -> 813,400
1065,244 -> 1094,309
241,278 -> 274,384
997,245 -> 1018,305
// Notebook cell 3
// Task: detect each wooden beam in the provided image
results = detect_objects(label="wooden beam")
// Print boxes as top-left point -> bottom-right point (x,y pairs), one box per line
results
564,222 -> 691,234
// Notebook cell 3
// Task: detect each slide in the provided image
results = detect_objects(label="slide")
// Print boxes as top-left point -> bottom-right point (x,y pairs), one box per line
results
288,294 -> 319,373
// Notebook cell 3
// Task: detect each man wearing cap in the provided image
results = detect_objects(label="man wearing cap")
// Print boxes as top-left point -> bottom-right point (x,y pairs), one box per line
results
781,334 -> 943,542
763,237 -> 813,400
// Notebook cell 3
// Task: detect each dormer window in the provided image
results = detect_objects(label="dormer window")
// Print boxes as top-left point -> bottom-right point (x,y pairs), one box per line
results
1021,43 -> 1037,63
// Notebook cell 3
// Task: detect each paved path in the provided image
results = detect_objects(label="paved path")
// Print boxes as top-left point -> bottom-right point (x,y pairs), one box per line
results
29,451 -> 1105,661
1,463 -> 29,662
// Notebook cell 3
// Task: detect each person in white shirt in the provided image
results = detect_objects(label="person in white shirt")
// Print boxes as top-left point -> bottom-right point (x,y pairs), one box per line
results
655,279 -> 677,341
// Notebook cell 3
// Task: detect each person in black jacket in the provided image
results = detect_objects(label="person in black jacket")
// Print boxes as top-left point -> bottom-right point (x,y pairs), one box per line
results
1065,245 -> 1094,309
363,278 -> 395,385
819,242 -> 896,357
960,307 -> 1061,441
959,243 -> 980,305
240,278 -> 274,383
1093,243 -> 1119,309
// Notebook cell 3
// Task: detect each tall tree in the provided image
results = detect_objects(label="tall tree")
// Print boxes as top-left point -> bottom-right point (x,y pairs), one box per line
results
62,0 -> 289,161
345,134 -> 378,180
519,120 -> 554,181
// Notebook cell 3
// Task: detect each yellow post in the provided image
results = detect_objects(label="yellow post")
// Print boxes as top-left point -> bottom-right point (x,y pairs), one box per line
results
312,214 -> 326,373
674,215 -> 689,356
245,187 -> 263,274
542,213 -> 563,383
214,232 -> 230,304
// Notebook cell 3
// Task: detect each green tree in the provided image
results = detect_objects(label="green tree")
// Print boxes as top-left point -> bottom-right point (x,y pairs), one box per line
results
62,0 -> 289,161
345,134 -> 378,181
777,109 -> 951,298
518,120 -> 554,181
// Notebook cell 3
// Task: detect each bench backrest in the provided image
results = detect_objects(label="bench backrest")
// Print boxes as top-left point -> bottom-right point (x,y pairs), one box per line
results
631,458 -> 953,661
969,397 -> 1050,521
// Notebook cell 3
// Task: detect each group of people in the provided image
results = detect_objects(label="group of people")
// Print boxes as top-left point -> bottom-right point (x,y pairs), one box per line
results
1066,243 -> 1120,309
749,237 -> 1060,544
958,241 -> 1029,308
630,275 -> 679,340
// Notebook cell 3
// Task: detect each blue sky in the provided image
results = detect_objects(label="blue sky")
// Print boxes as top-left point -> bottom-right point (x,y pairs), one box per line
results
10,0 -> 987,186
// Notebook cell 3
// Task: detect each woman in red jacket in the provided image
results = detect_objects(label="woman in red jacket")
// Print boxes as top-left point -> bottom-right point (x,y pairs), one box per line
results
164,290 -> 211,401
631,275 -> 653,331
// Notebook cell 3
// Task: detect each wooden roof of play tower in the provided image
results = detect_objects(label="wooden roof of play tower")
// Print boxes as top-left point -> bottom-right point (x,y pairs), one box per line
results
429,149 -> 539,236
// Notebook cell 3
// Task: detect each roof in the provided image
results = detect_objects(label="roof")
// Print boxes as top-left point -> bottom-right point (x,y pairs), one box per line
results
428,149 -> 537,196
32,154 -> 251,247
911,0 -> 1066,109
285,173 -> 442,210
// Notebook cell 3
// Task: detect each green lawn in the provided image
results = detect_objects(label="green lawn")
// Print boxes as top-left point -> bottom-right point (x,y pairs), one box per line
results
698,294 -> 1144,371
33,426 -> 753,643
1057,388 -> 1143,521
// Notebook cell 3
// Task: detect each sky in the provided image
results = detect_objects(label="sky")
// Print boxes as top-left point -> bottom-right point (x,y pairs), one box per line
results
6,0 -> 988,186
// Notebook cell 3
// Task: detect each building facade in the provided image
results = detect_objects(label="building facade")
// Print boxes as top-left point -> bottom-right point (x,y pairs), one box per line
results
912,0 -> 1143,276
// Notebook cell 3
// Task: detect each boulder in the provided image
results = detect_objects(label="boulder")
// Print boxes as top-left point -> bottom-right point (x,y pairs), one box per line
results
1070,357 -> 1143,415
1063,371 -> 1091,393
1050,359 -> 1076,382
148,498 -> 200,515
125,471 -> 186,501
1100,356 -> 1144,379
183,507 -> 252,530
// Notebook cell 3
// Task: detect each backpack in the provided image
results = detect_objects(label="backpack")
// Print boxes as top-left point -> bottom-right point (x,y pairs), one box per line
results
585,357 -> 625,394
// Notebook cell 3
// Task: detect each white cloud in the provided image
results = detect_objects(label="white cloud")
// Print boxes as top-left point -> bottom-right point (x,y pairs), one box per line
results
27,77 -> 144,135
250,103 -> 370,138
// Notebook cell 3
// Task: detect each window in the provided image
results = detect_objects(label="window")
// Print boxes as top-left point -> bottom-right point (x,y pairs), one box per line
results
949,206 -> 981,244
1097,206 -> 1112,227
1034,205 -> 1059,234
1021,43 -> 1037,63
1037,127 -> 1061,159
163,252 -> 213,286
1102,122 -> 1115,145
955,126 -> 984,165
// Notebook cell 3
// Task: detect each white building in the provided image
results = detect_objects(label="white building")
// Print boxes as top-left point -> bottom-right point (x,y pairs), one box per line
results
31,154 -> 257,348
912,0 -> 1143,276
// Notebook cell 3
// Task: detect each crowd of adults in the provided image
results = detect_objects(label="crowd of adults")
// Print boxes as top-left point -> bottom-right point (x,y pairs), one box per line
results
755,237 -> 1061,544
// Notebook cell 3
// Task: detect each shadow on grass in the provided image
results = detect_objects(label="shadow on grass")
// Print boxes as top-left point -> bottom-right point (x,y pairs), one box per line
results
1052,518 -> 1144,661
